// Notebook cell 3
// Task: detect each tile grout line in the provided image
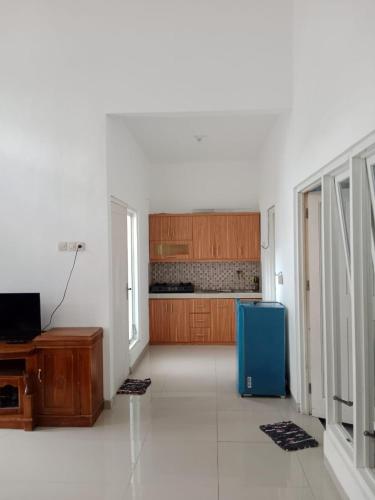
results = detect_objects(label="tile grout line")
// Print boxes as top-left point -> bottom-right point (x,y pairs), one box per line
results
295,452 -> 319,500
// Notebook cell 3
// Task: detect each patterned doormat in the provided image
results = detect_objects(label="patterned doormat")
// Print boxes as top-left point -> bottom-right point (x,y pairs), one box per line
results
117,378 -> 151,395
260,421 -> 319,451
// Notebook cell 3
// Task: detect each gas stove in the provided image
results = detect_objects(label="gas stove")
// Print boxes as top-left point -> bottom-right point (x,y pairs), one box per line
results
149,282 -> 195,293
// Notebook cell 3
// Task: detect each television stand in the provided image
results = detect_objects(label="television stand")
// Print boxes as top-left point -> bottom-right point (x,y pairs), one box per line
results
0,328 -> 104,431
0,343 -> 37,431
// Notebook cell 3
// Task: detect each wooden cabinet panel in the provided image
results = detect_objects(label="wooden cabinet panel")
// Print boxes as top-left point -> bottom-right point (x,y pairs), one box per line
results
211,299 -> 235,343
150,240 -> 193,261
190,313 -> 211,329
149,215 -> 192,241
228,214 -> 260,261
37,349 -> 80,416
192,215 -> 229,260
149,300 -> 171,343
190,328 -> 212,343
150,299 -> 235,345
150,300 -> 189,343
170,300 -> 190,343
189,299 -> 211,314
33,328 -> 103,427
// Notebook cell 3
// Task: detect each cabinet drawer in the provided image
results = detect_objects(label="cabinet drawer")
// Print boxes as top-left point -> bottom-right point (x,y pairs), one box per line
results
190,328 -> 211,342
189,300 -> 211,314
189,313 -> 211,328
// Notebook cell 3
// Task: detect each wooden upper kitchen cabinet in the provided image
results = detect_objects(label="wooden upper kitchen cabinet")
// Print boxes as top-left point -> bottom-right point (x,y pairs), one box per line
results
149,214 -> 192,241
192,215 -> 229,260
227,213 -> 260,261
149,212 -> 260,262
149,299 -> 189,343
149,214 -> 193,262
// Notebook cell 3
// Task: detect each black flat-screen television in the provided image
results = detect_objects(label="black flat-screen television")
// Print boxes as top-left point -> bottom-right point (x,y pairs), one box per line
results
0,293 -> 41,342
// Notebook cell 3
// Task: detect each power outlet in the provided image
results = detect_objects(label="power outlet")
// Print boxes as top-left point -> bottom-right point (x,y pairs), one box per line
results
59,241 -> 86,251
68,242 -> 86,251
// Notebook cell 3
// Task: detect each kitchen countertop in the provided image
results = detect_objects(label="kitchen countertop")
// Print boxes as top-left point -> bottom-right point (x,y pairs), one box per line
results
149,292 -> 262,300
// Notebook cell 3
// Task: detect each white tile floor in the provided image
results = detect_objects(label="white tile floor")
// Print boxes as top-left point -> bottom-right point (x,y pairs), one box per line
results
0,346 -> 341,500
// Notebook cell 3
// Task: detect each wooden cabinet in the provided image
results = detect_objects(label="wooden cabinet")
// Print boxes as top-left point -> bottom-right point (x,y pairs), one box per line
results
37,348 -> 80,417
150,212 -> 260,262
149,300 -> 189,343
34,328 -> 104,427
227,214 -> 260,261
211,299 -> 235,343
150,215 -> 193,261
150,215 -> 192,241
150,298 -> 235,344
192,215 -> 229,260
149,240 -> 193,261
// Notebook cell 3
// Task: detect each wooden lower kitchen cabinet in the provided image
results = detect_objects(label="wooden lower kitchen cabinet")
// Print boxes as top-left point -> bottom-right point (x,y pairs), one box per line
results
149,299 -> 189,343
34,327 -> 104,427
210,299 -> 235,343
149,298 -> 235,345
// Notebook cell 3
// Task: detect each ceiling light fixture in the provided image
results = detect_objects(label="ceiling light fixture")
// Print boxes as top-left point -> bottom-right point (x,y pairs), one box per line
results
194,135 -> 206,143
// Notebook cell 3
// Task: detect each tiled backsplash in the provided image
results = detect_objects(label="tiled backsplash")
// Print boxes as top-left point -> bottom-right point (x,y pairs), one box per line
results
150,262 -> 261,291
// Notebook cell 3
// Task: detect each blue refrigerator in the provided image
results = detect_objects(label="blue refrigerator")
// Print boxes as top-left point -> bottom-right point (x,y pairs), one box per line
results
236,300 -> 286,397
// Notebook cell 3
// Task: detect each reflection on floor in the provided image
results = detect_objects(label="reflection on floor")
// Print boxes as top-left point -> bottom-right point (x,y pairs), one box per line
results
0,346 -> 341,499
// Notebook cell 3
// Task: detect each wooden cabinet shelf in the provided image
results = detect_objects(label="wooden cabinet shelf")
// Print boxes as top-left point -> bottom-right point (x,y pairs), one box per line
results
149,212 -> 260,262
150,298 -> 235,345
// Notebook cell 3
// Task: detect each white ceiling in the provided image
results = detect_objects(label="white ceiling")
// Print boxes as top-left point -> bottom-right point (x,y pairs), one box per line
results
123,113 -> 279,163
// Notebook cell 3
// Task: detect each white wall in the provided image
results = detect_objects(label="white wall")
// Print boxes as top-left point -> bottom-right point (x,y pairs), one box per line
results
0,0 -> 292,399
106,117 -> 150,380
150,161 -> 259,212
258,0 -> 375,403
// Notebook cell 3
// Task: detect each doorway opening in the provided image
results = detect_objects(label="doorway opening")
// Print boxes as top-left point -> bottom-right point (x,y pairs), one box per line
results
303,187 -> 324,418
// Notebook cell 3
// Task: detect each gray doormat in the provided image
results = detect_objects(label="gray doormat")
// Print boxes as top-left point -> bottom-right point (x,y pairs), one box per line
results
260,420 -> 319,451
117,378 -> 151,395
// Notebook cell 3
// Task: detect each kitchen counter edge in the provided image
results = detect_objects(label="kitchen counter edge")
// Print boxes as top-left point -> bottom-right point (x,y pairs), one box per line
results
149,292 -> 262,300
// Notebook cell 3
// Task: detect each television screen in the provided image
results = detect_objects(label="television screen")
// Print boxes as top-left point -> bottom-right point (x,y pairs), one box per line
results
0,293 -> 41,342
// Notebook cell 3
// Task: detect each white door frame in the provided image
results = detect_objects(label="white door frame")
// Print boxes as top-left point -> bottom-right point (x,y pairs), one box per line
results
109,195 -> 129,397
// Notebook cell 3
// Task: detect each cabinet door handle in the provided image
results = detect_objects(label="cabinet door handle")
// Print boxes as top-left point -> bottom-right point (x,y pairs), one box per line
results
38,368 -> 43,383
333,395 -> 353,407
364,431 -> 375,438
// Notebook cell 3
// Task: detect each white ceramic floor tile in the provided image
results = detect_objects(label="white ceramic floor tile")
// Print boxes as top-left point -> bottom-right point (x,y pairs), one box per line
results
219,483 -> 315,500
297,448 -> 342,499
0,432 -> 135,484
218,409 -> 284,442
144,409 -> 217,442
126,478 -> 218,500
0,346 -> 341,500
0,480 -> 127,500
132,439 -> 218,482
219,442 -> 308,488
